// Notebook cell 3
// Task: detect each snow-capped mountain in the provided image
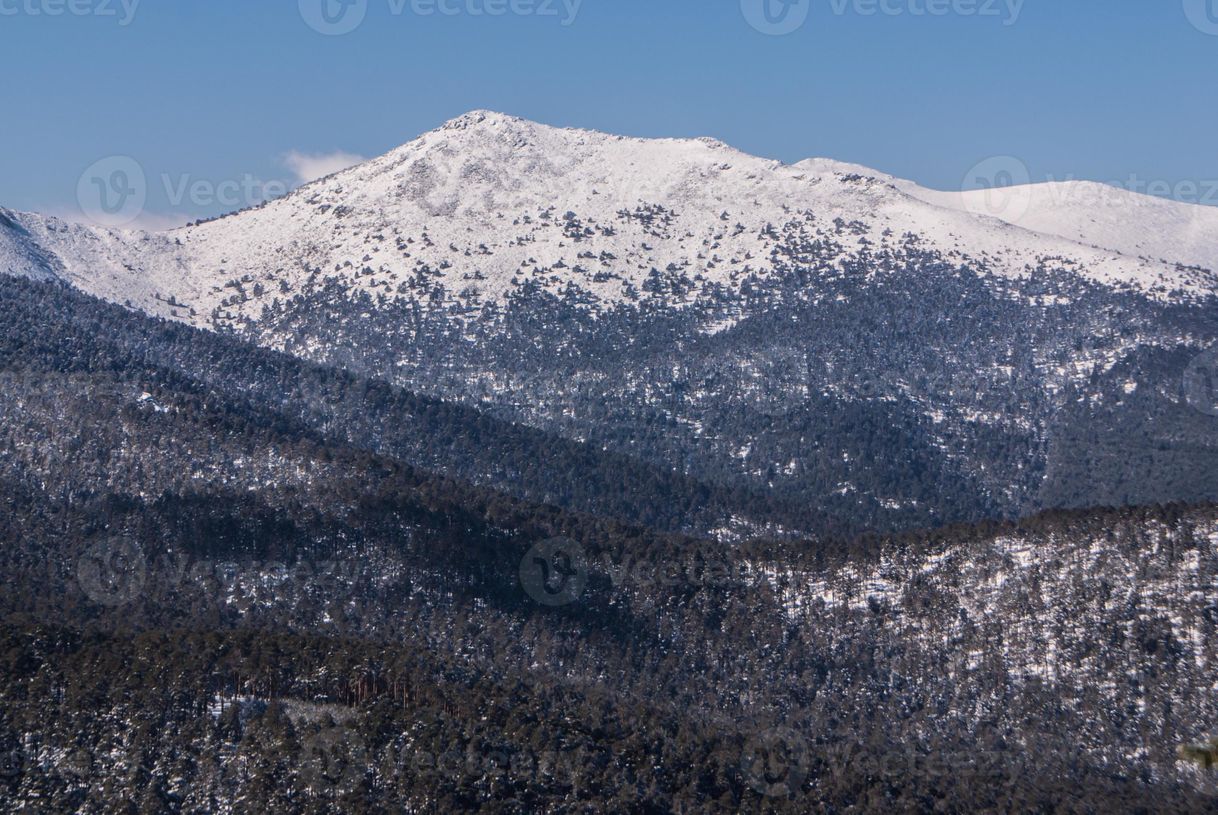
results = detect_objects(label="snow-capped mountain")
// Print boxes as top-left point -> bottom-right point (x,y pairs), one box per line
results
4,111 -> 1218,535
4,115 -> 1218,811
2,110 -> 1216,324
904,178 -> 1218,276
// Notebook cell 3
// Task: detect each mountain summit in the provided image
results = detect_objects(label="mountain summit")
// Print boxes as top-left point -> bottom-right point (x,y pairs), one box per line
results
2,111 -> 1216,327
3,112 -> 1218,534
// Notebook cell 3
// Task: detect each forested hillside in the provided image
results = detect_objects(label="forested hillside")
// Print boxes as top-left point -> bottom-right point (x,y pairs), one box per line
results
0,277 -> 1215,812
8,113 -> 1218,538
0,275 -> 818,538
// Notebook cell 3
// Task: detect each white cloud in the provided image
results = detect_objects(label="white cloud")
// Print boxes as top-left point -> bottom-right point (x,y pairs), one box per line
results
282,150 -> 366,185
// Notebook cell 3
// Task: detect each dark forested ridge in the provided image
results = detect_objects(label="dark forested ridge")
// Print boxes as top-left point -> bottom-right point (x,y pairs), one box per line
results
13,112 -> 1218,538
1,275 -> 1217,812
4,491 -> 1218,812
232,229 -> 1218,536
0,275 -> 828,538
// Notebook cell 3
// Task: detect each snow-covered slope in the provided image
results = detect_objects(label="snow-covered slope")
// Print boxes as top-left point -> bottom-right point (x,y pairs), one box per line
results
3,111 -> 1216,331
904,179 -> 1218,275
0,210 -> 67,283
5,112 -> 1218,536
0,208 -> 185,306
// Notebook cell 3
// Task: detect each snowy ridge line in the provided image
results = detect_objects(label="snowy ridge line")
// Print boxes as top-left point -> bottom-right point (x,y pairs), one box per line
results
1,110 -> 1216,332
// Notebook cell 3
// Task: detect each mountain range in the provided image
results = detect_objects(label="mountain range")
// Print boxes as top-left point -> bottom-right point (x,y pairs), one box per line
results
4,110 -> 1218,537
2,112 -> 1218,812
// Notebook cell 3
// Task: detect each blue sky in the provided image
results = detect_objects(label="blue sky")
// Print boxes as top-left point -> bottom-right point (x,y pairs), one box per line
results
3,0 -> 1217,225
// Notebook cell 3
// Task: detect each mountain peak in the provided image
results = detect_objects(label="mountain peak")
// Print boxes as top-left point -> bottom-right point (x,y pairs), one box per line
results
5,112 -> 1217,327
431,111 -> 736,155
439,109 -> 527,132
791,157 -> 895,182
